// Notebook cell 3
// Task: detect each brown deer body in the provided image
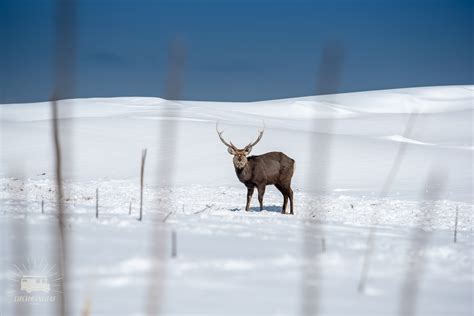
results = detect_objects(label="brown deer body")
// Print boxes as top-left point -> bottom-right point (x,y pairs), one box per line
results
216,124 -> 295,214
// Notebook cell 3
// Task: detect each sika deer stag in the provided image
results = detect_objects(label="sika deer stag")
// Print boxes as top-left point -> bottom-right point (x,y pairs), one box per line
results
216,123 -> 295,214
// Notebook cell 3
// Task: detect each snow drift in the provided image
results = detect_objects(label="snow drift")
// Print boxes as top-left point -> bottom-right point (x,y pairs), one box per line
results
0,85 -> 472,316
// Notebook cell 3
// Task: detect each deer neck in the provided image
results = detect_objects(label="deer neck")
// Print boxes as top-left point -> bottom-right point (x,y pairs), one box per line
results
235,162 -> 252,182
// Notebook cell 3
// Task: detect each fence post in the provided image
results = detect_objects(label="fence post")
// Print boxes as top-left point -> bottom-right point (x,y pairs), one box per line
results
171,231 -> 177,258
139,148 -> 147,221
454,206 -> 459,243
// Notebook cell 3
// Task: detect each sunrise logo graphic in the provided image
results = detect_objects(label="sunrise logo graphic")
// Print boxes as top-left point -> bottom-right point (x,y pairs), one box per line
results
7,258 -> 62,303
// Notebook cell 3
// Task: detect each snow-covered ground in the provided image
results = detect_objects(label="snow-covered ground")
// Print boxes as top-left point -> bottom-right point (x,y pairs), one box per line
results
0,85 -> 472,315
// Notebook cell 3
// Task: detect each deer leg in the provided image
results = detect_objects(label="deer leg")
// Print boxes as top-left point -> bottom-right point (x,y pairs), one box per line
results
257,185 -> 266,211
275,184 -> 287,214
245,187 -> 254,211
288,187 -> 294,215
282,193 -> 288,214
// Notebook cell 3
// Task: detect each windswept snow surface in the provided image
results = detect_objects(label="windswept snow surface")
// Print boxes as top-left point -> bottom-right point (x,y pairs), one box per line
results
0,85 -> 473,315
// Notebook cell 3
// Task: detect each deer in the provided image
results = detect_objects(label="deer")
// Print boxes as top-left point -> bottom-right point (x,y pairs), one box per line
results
216,123 -> 295,215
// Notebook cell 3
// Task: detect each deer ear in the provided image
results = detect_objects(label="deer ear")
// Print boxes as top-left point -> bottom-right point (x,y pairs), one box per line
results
227,147 -> 236,155
244,146 -> 252,155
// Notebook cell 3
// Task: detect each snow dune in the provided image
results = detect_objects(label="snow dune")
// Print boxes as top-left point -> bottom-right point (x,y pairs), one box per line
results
0,85 -> 472,316
0,85 -> 472,200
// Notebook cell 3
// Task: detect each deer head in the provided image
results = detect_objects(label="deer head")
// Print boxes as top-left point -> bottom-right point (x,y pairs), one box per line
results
216,122 -> 264,169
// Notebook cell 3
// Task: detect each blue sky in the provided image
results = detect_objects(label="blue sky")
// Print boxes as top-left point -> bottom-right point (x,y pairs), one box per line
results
0,0 -> 472,103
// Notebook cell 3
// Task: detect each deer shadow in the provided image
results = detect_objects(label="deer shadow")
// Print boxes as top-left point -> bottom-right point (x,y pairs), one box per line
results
229,205 -> 282,213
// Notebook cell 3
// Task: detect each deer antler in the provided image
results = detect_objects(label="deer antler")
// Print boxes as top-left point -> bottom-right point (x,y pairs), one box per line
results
245,121 -> 265,150
216,122 -> 237,150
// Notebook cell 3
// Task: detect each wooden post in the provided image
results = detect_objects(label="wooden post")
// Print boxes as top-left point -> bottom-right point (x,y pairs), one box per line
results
454,206 -> 459,243
95,188 -> 99,219
171,231 -> 177,258
41,200 -> 44,214
129,201 -> 132,215
139,148 -> 147,221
